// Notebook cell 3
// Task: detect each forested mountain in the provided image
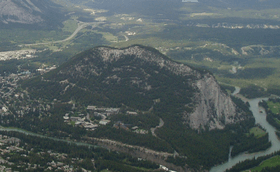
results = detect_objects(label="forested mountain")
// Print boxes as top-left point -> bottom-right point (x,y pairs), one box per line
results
23,45 -> 248,130
5,45 -> 266,171
0,0 -> 66,28
0,0 -> 277,171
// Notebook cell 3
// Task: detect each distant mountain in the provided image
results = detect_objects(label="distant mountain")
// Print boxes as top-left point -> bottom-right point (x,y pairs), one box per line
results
199,0 -> 280,9
0,0 -> 66,27
23,45 -> 248,130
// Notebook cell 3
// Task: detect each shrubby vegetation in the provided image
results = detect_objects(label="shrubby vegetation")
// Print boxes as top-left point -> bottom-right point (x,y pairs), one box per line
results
231,134 -> 271,156
227,151 -> 280,172
260,166 -> 280,172
240,85 -> 270,99
154,25 -> 280,49
14,46 -> 272,171
0,130 -> 159,172
154,96 -> 264,170
259,98 -> 280,131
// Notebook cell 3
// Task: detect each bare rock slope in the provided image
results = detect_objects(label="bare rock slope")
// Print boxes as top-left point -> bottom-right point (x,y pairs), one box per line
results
188,74 -> 240,130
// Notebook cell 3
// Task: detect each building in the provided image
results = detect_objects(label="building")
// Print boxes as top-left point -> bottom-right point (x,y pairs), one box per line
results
126,111 -> 137,115
99,120 -> 111,125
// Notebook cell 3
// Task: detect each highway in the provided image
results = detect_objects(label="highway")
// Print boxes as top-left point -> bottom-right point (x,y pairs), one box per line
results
22,21 -> 103,46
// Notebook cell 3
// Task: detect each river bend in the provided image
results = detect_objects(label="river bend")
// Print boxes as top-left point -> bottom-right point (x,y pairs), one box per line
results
210,97 -> 280,172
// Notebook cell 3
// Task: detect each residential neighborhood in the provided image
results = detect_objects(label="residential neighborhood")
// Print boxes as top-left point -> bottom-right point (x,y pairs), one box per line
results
0,133 -> 96,171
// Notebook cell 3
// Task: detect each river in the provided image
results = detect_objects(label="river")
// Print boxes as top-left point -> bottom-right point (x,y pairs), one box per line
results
0,127 -> 96,148
1,87 -> 279,172
210,89 -> 280,172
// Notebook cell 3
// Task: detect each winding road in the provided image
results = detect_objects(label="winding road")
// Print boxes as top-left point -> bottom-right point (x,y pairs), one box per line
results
151,118 -> 164,137
22,21 -> 103,47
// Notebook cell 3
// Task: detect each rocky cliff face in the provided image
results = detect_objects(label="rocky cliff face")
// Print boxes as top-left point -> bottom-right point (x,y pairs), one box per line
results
187,74 -> 243,130
58,46 -> 247,130
25,45 -> 247,130
96,46 -> 246,130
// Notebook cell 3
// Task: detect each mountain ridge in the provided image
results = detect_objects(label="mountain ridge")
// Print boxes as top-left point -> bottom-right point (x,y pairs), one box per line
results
0,0 -> 65,27
24,45 -> 248,130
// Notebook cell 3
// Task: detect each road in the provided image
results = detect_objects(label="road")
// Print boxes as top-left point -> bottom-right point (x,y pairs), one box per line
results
151,118 -> 164,137
22,22 -> 103,47
123,34 -> 129,41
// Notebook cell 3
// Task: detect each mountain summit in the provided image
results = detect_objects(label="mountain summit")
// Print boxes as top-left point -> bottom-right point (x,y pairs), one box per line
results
25,45 -> 248,130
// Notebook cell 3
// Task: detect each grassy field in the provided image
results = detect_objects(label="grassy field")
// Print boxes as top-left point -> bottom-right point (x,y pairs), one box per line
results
0,19 -> 79,48
248,127 -> 267,138
244,156 -> 280,172
92,30 -> 118,42
180,5 -> 280,21
62,19 -> 78,33
267,101 -> 280,114
2,0 -> 280,98
109,18 -> 280,97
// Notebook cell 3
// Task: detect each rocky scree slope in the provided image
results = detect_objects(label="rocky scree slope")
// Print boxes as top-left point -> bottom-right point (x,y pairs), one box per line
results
25,45 -> 248,130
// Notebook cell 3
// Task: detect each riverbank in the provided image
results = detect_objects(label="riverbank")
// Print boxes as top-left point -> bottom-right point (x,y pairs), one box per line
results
0,126 -> 95,147
210,88 -> 280,172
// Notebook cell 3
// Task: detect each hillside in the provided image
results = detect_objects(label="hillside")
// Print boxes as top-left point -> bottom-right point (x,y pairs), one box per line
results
23,45 -> 247,130
199,0 -> 280,9
5,45 -> 266,171
0,0 -> 66,27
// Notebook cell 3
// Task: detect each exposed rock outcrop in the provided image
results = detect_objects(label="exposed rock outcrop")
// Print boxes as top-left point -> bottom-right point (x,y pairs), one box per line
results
241,45 -> 280,57
25,45 -> 248,131
187,74 -> 244,130
95,46 -> 245,130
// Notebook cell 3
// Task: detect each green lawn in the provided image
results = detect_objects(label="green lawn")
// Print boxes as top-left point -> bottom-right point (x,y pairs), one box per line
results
249,127 -> 267,138
267,101 -> 280,115
244,156 -> 280,172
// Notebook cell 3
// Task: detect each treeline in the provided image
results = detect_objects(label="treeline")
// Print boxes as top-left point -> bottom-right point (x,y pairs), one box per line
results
95,160 -> 156,172
220,85 -> 236,94
260,165 -> 280,172
0,130 -> 95,159
22,48 -> 196,112
0,102 -> 87,140
259,99 -> 280,131
0,131 -> 159,172
226,67 -> 275,80
239,85 -> 270,99
155,112 -> 258,170
91,125 -> 174,153
231,134 -> 271,157
231,96 -> 252,115
150,93 -> 262,170
168,48 -> 235,62
226,151 -> 280,172
110,113 -> 159,130
266,113 -> 280,131
157,25 -> 280,49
